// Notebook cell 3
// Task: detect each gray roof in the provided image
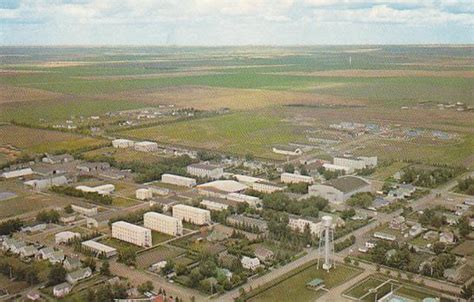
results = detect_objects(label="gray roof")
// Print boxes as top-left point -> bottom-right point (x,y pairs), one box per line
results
54,282 -> 72,291
188,163 -> 221,170
325,176 -> 370,193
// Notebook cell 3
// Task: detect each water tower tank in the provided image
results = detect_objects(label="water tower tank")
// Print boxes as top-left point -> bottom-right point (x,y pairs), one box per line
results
322,216 -> 333,227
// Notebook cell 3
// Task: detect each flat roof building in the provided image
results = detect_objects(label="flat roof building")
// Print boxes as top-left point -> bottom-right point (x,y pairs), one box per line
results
81,240 -> 117,258
309,176 -> 371,203
288,215 -> 322,235
281,173 -> 314,184
1,168 -> 34,179
134,141 -> 158,152
226,193 -> 262,208
71,204 -> 98,216
187,163 -> 224,179
144,212 -> 183,236
111,221 -> 152,247
112,139 -> 135,148
161,174 -> 196,187
250,181 -> 284,194
172,204 -> 211,225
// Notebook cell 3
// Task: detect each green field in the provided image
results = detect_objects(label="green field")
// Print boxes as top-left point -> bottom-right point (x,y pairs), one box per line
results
123,111 -> 305,159
248,263 -> 362,302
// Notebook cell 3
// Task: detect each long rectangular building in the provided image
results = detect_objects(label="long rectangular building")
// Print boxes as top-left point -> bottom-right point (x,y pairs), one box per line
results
81,240 -> 117,258
111,221 -> 152,247
172,204 -> 211,225
144,212 -> 183,236
280,173 -> 314,184
187,163 -> 224,179
161,174 -> 196,187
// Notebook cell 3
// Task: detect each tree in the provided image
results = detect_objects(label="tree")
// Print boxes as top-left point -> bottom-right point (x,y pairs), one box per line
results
48,264 -> 66,286
461,283 -> 473,300
458,216 -> 470,238
0,218 -> 23,235
100,260 -> 111,276
162,260 -> 174,275
64,204 -> 73,214
83,257 -> 97,272
175,263 -> 188,276
346,192 -> 374,208
36,209 -> 60,223
283,163 -> 295,173
118,248 -> 136,266
432,242 -> 446,255
137,281 -> 154,294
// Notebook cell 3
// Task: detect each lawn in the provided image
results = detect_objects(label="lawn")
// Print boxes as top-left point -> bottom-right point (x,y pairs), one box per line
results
136,244 -> 185,269
99,237 -> 143,253
248,263 -> 362,302
122,111 -> 305,159
152,231 -> 174,245
113,197 -> 140,208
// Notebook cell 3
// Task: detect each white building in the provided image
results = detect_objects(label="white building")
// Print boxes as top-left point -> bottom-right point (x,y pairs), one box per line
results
19,245 -> 38,258
172,204 -> 211,225
241,256 -> 261,271
71,204 -> 98,216
81,240 -> 117,258
134,141 -> 158,152
322,163 -> 352,173
136,188 -> 153,200
75,184 -> 115,195
280,173 -> 314,184
112,221 -> 152,247
250,181 -> 284,194
187,163 -> 224,179
53,282 -> 72,298
373,232 -> 396,241
197,180 -> 248,198
272,146 -> 303,156
66,267 -> 92,284
288,215 -> 322,235
309,176 -> 371,203
226,193 -> 262,208
161,174 -> 196,187
1,168 -> 33,179
333,156 -> 377,172
24,176 -> 68,190
55,231 -> 81,245
112,139 -> 135,148
200,198 -> 229,212
144,212 -> 183,236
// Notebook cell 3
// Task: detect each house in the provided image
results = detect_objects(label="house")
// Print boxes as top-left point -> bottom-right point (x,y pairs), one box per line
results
387,184 -> 416,201
21,223 -> 47,233
216,268 -> 233,281
136,188 -> 153,200
81,240 -> 117,258
66,267 -> 92,284
53,282 -> 72,298
38,247 -> 55,260
63,257 -> 82,271
187,163 -> 224,179
254,246 -> 274,262
372,197 -> 391,209
351,211 -> 368,221
288,215 -> 322,235
241,256 -> 261,271
47,250 -> 65,264
439,231 -> 455,244
26,291 -> 41,301
19,245 -> 38,258
55,231 -> 81,245
59,214 -> 76,224
71,204 -> 98,216
2,238 -> 26,254
309,176 -> 371,203
76,162 -> 110,173
423,231 -> 439,240
366,240 -> 377,249
389,216 -> 406,230
443,213 -> 460,226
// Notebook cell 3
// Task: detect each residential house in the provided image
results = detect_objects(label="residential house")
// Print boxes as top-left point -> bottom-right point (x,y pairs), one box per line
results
241,256 -> 261,271
63,257 -> 82,272
254,246 -> 274,262
66,267 -> 92,284
389,216 -> 406,230
53,282 -> 72,298
439,231 -> 455,244
19,245 -> 38,258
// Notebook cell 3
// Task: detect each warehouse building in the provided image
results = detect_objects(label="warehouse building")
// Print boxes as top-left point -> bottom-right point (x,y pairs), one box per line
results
226,193 -> 262,208
24,176 -> 68,190
55,231 -> 81,245
333,156 -> 377,172
309,176 -> 371,203
112,139 -> 135,148
81,240 -> 117,258
322,163 -> 352,173
172,204 -> 211,225
71,204 -> 98,216
187,163 -> 224,179
197,180 -> 248,198
161,174 -> 196,187
250,180 -> 284,194
200,197 -> 238,212
281,173 -> 314,184
112,221 -> 152,247
1,168 -> 34,179
75,184 -> 115,195
134,141 -> 158,152
144,212 -> 183,236
272,146 -> 303,156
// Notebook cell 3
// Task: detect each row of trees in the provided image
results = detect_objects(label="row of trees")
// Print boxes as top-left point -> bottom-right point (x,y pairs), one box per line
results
0,218 -> 23,235
457,177 -> 474,195
36,209 -> 60,223
51,185 -> 112,205
346,192 -> 374,208
0,260 -> 39,285
400,166 -> 465,188
262,192 -> 328,218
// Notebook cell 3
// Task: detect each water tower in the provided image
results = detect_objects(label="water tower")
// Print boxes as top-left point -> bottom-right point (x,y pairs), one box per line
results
317,216 -> 335,271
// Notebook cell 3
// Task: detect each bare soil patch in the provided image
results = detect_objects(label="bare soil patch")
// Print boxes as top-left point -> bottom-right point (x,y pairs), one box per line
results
0,84 -> 64,104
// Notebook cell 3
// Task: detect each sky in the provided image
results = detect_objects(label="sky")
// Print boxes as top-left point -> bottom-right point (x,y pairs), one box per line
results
0,0 -> 473,46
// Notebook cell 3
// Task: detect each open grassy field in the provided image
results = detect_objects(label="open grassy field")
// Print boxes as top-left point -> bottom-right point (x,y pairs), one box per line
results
122,111 -> 305,159
136,244 -> 186,269
0,125 -> 107,154
248,263 -> 362,302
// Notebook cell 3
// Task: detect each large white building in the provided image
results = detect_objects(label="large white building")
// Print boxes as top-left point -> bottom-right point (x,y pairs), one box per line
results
309,176 -> 371,203
1,168 -> 34,179
250,181 -> 284,194
136,188 -> 153,200
172,204 -> 211,225
76,184 -> 115,195
111,221 -> 152,247
112,139 -> 135,148
134,141 -> 159,152
272,146 -> 303,156
24,176 -> 68,190
226,193 -> 262,208
81,240 -> 117,258
241,256 -> 261,270
144,212 -> 183,236
161,174 -> 196,187
55,231 -> 81,244
280,173 -> 314,184
288,215 -> 322,235
71,204 -> 98,216
187,163 -> 224,179
322,163 -> 352,173
333,156 -> 377,172
197,180 -> 248,198
200,198 -> 230,212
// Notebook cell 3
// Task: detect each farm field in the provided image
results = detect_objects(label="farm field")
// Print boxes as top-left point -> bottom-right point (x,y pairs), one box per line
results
248,263 -> 362,302
0,125 -> 107,154
122,111 -> 305,159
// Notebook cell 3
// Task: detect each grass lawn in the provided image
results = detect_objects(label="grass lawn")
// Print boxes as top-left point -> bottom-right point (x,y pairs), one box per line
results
248,263 -> 362,302
371,161 -> 410,181
152,231 -> 174,245
113,197 -> 140,208
122,111 -> 305,160
136,244 -> 185,269
99,237 -> 143,253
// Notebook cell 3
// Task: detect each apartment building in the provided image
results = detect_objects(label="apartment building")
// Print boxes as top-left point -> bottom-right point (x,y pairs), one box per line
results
288,215 -> 322,235
172,204 -> 211,225
111,221 -> 152,247
161,174 -> 196,187
144,212 -> 183,236
280,173 -> 314,184
187,163 -> 224,179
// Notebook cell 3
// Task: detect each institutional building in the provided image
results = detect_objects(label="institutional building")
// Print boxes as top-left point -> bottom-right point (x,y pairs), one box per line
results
187,163 -> 224,179
288,215 -> 322,235
250,181 -> 284,194
280,173 -> 314,184
333,156 -> 377,172
112,139 -> 135,148
134,141 -> 159,152
136,188 -> 153,200
144,212 -> 183,236
161,174 -> 196,187
71,204 -> 98,216
226,193 -> 262,208
172,204 -> 211,225
81,240 -> 117,258
309,176 -> 371,203
111,221 -> 152,247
